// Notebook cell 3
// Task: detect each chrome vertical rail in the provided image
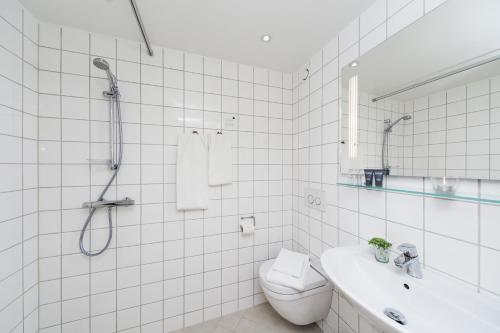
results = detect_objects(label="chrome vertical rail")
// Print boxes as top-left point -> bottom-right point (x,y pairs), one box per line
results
129,0 -> 154,56
109,93 -> 114,168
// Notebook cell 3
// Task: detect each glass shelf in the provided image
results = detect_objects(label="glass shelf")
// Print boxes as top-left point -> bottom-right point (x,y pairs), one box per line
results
337,182 -> 500,205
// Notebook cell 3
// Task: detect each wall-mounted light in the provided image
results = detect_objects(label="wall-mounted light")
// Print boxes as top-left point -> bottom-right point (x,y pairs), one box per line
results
348,75 -> 358,158
350,61 -> 359,67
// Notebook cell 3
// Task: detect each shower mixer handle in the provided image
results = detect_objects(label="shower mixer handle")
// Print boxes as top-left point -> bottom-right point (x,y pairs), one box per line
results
82,197 -> 135,209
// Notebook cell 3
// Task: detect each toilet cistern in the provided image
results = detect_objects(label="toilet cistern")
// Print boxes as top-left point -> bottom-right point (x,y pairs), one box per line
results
394,243 -> 423,279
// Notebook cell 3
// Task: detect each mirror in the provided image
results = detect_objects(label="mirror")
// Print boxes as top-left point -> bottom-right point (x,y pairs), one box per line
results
340,0 -> 500,180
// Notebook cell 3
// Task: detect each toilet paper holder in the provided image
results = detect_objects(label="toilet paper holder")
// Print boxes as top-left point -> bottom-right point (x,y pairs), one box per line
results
240,215 -> 255,232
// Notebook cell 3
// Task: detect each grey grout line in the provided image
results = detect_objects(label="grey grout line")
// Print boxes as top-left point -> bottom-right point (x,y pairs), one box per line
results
201,55 -> 205,326
235,61 -> 240,314
20,8 -> 25,333
36,16 -> 41,333
421,177 -> 426,267
114,26 -> 119,333
86,29 -> 92,333
477,179 -> 482,292
489,79 -> 492,180
465,86 -> 468,175
162,46 -> 166,333
58,25 -> 63,333
139,42 -> 143,332
181,51 -> 186,329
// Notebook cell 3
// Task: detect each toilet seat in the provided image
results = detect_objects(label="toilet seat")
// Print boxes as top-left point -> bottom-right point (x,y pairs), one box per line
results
259,259 -> 329,295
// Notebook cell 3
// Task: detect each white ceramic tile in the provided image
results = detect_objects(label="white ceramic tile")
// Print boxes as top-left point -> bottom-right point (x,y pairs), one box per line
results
0,46 -> 21,83
90,33 -> 116,58
204,56 -> 221,76
62,27 -> 89,53
117,60 -> 140,83
360,0 -> 387,37
222,60 -> 238,80
141,64 -> 163,86
425,233 -> 478,284
425,0 -> 446,13
39,70 -> 60,95
117,38 -> 140,62
388,0 -> 414,17
61,51 -> 88,76
141,44 -> 162,67
339,18 -> 359,52
388,0 -> 424,37
360,24 -> 386,55
425,198 -> 478,242
39,22 -> 60,49
0,0 -> 22,30
480,204 -> 500,250
164,48 -> 183,70
387,222 -> 424,257
323,37 -> 339,64
359,189 -> 385,218
185,52 -> 203,74
339,296 -> 358,332
359,214 -> 385,241
386,192 -> 423,228
62,73 -> 89,98
239,64 -> 253,82
480,247 -> 500,294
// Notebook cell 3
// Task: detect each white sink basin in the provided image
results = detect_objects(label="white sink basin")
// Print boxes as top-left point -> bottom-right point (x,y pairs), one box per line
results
320,246 -> 500,333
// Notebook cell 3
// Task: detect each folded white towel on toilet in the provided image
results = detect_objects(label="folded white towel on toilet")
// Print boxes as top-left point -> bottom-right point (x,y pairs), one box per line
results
266,248 -> 310,291
272,248 -> 309,277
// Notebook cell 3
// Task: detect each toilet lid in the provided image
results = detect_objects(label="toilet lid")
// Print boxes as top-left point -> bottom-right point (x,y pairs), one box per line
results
259,259 -> 328,295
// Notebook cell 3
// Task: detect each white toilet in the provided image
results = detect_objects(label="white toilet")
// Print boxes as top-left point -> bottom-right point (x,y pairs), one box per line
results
259,259 -> 333,325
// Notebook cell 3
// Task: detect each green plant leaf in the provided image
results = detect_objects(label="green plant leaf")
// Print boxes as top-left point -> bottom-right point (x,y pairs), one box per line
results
368,237 -> 392,250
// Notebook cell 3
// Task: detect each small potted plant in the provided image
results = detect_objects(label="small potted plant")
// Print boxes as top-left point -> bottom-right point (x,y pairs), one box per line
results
368,237 -> 392,263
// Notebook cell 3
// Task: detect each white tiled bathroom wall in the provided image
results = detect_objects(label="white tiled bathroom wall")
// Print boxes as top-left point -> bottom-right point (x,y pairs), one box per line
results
292,0 -> 500,332
0,0 -> 39,332
35,21 -> 293,333
3,0 -> 500,332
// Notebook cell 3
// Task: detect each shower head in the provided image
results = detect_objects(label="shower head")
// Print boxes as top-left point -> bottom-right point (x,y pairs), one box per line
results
93,58 -> 117,88
385,115 -> 412,132
93,58 -> 110,70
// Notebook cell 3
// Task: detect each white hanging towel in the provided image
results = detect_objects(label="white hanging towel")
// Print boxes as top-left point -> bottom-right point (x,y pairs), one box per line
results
266,248 -> 310,291
176,133 -> 209,210
208,133 -> 232,186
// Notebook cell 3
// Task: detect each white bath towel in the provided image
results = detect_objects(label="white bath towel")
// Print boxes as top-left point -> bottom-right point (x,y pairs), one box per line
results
266,249 -> 310,291
208,133 -> 232,186
176,133 -> 209,210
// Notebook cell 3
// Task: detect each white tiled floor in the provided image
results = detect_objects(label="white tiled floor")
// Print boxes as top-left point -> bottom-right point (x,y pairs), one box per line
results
173,303 -> 322,333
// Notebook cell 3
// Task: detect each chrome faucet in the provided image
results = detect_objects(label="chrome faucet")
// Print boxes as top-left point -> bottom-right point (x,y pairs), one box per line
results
394,243 -> 423,279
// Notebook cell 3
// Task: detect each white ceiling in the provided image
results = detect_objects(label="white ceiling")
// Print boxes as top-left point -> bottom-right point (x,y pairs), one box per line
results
19,0 -> 374,72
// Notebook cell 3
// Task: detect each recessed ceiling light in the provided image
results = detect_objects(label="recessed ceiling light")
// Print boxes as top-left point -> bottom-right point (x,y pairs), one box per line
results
261,34 -> 272,43
350,61 -> 359,67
